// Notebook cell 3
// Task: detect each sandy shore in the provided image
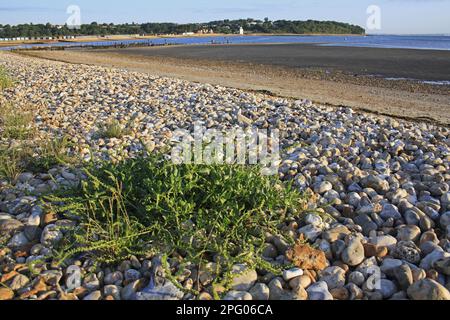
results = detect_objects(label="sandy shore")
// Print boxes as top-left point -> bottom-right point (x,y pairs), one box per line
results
108,44 -> 450,81
20,46 -> 450,125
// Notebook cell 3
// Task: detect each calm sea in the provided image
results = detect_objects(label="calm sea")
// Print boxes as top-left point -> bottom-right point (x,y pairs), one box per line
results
1,34 -> 450,51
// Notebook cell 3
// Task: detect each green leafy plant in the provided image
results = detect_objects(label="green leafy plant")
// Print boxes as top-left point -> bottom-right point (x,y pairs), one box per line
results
45,154 -> 306,294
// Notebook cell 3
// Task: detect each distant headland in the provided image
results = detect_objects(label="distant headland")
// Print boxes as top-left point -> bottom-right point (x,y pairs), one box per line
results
0,18 -> 365,40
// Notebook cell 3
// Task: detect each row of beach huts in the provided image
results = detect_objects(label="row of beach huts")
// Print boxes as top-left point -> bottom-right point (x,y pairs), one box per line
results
0,35 -> 77,42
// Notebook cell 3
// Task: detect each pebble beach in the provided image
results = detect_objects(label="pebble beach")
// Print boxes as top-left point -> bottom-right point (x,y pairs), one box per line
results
0,52 -> 450,301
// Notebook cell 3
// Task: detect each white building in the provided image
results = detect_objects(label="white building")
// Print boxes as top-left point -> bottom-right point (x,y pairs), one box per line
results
239,27 -> 244,35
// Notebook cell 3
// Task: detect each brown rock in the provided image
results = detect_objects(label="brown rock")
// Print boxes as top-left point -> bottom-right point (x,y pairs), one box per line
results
332,261 -> 350,273
0,248 -> 9,258
299,274 -> 313,288
292,285 -> 308,300
34,278 -> 48,292
303,269 -> 318,282
341,205 -> 356,219
412,268 -> 427,282
0,287 -> 14,300
73,286 -> 89,299
322,225 -> 351,243
14,250 -> 29,258
364,243 -> 377,257
59,292 -> 79,300
198,292 -> 213,300
289,275 -> 312,289
37,291 -> 57,300
1,271 -> 18,283
376,246 -> 388,258
43,212 -> 58,225
347,283 -> 364,300
288,221 -> 299,231
363,243 -> 388,258
420,231 -> 439,245
407,279 -> 450,300
1,263 -> 14,273
426,269 -> 439,281
286,241 -> 328,271
20,278 -> 48,299
2,263 -> 27,274
330,287 -> 350,300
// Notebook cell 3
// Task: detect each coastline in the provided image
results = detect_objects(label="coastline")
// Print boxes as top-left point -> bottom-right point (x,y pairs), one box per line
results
0,32 -> 366,47
17,45 -> 450,125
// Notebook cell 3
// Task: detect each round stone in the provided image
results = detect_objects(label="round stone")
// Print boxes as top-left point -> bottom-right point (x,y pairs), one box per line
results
407,279 -> 450,300
341,237 -> 365,267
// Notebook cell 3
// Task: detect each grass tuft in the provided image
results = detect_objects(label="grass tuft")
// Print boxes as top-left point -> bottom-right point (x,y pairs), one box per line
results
97,119 -> 129,139
0,66 -> 14,90
0,104 -> 34,140
0,146 -> 27,183
25,136 -> 76,172
0,136 -> 76,183
45,154 -> 306,293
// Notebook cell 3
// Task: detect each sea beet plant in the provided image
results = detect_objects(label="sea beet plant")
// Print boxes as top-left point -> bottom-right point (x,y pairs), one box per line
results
45,153 -> 307,294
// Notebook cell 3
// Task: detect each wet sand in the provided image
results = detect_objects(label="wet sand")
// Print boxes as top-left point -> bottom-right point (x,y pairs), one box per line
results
101,44 -> 450,81
18,44 -> 450,125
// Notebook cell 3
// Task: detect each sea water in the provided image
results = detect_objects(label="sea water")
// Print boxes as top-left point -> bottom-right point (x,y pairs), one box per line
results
1,34 -> 450,51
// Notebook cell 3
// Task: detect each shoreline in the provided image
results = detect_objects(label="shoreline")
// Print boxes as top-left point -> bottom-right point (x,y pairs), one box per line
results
0,32 -> 366,47
17,45 -> 450,125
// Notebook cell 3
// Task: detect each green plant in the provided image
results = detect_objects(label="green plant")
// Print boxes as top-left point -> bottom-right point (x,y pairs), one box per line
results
0,146 -> 28,182
45,154 -> 306,294
0,66 -> 14,90
0,134 -> 76,182
0,104 -> 34,140
97,119 -> 129,139
25,136 -> 76,172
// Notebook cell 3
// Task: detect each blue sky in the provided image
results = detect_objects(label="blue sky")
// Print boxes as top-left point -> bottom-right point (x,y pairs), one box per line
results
0,0 -> 449,34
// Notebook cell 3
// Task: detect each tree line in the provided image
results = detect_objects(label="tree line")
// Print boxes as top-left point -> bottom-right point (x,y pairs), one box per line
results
0,18 -> 365,38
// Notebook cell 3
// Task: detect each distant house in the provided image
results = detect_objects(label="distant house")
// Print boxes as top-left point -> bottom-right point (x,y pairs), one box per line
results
182,32 -> 195,36
239,27 -> 244,35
